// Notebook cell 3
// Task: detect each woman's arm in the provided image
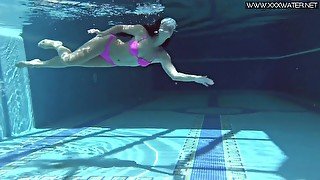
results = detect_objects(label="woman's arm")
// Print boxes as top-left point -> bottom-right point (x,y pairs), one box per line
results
88,25 -> 147,37
158,52 -> 214,87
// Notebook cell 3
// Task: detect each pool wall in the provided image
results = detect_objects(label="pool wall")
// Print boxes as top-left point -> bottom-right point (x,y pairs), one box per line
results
0,31 -> 34,139
0,0 -> 34,140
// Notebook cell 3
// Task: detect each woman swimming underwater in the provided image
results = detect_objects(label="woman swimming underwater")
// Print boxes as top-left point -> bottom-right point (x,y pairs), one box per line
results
16,18 -> 214,87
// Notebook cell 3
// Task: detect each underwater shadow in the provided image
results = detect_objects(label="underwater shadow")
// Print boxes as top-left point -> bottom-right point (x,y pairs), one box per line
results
30,157 -> 174,178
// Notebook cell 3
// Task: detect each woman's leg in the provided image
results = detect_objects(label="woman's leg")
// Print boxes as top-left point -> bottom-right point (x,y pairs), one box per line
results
15,56 -> 114,68
37,36 -> 110,66
16,56 -> 68,68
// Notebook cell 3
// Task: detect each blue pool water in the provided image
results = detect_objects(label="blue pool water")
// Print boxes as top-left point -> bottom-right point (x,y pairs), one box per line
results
1,0 -> 320,179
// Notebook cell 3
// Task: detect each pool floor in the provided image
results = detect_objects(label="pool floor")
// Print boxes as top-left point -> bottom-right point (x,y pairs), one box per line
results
0,90 -> 319,180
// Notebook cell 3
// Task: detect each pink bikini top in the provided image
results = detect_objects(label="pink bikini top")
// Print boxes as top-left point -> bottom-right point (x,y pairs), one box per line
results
128,36 -> 151,67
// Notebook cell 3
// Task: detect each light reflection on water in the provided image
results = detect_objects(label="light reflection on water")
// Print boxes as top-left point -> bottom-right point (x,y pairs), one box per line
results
29,1 -> 162,23
0,127 -> 189,179
0,0 -> 164,29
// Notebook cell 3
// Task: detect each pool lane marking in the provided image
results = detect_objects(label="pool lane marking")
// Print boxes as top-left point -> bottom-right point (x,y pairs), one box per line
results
210,91 -> 247,179
190,93 -> 227,179
173,118 -> 203,179
190,115 -> 227,180
221,119 -> 247,180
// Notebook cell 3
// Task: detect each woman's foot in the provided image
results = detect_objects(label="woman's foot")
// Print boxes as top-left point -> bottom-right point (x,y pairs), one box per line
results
38,39 -> 63,49
15,59 -> 43,68
15,61 -> 27,68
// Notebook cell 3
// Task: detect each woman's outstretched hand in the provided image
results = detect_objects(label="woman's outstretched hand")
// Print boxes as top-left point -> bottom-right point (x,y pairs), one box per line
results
195,76 -> 214,87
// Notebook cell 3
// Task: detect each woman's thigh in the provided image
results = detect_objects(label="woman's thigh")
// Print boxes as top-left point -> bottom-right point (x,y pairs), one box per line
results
66,36 -> 112,65
80,56 -> 116,67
